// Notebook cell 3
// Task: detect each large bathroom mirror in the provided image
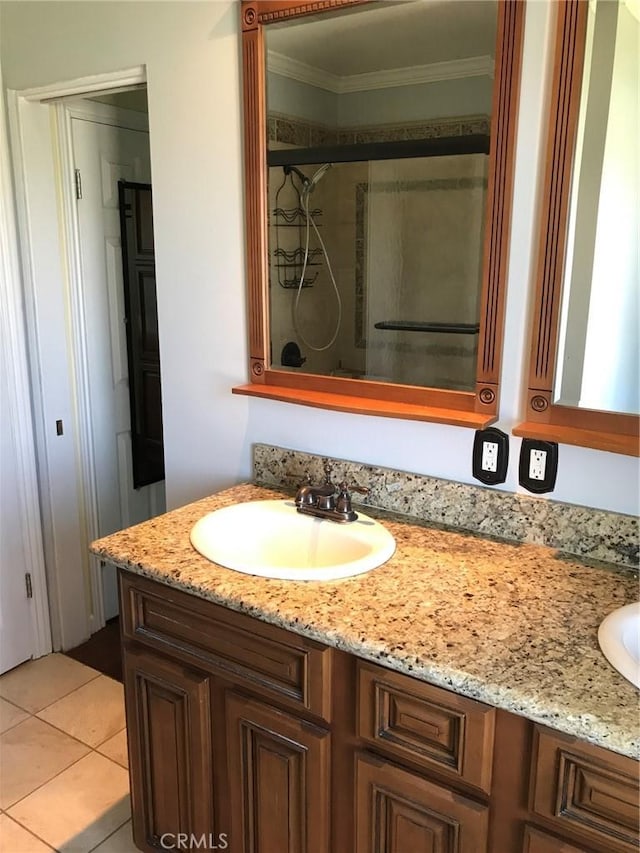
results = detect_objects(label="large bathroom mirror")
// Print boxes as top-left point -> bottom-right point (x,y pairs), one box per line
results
515,0 -> 639,455
236,0 -> 524,427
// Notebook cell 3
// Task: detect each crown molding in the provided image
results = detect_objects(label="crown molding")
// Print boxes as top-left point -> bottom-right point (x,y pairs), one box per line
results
267,51 -> 494,93
267,51 -> 342,91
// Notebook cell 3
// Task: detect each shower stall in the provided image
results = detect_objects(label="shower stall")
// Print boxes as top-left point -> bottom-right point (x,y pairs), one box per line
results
267,139 -> 489,391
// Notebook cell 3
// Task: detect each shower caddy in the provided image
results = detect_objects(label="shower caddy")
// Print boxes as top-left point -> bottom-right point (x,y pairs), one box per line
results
272,166 -> 323,289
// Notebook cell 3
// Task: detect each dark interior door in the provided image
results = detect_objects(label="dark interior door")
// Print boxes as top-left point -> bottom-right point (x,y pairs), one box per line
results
119,181 -> 164,489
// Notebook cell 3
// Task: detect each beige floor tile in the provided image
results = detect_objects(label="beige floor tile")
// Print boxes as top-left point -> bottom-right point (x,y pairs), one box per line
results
0,813 -> 53,852
90,820 -> 138,852
0,697 -> 29,734
0,654 -> 99,714
96,729 -> 128,768
0,717 -> 90,809
7,752 -> 130,853
37,676 -> 125,748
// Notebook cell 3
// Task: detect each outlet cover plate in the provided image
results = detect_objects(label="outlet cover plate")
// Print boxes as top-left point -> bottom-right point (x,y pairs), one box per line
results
472,427 -> 509,485
519,438 -> 558,493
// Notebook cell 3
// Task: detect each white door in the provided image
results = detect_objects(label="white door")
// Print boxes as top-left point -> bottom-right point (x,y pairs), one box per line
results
0,357 -> 36,672
71,107 -> 165,620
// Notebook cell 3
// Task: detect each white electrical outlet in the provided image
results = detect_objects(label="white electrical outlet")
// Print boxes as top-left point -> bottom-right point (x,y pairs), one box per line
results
482,441 -> 498,473
529,449 -> 547,481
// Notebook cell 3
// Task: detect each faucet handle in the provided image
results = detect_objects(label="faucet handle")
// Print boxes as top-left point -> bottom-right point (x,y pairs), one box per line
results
336,481 -> 369,517
348,484 -> 369,496
340,480 -> 369,496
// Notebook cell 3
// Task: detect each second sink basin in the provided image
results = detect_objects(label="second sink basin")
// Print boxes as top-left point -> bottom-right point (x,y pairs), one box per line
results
598,602 -> 640,689
190,499 -> 396,581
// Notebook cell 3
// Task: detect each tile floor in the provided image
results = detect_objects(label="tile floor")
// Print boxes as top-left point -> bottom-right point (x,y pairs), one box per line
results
0,654 -> 137,852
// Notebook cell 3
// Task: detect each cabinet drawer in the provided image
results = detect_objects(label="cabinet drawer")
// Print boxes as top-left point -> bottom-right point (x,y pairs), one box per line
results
120,571 -> 332,720
530,726 -> 640,853
357,660 -> 495,794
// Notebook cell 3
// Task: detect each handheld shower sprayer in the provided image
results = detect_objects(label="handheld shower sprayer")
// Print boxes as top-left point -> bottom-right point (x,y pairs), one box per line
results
302,162 -> 332,197
283,162 -> 341,352
284,163 -> 333,197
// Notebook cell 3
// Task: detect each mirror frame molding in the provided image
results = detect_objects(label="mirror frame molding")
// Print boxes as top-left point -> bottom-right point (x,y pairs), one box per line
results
514,0 -> 639,456
234,0 -> 525,429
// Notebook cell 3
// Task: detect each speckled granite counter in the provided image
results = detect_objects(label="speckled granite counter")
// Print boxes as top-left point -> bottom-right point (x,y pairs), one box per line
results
91,484 -> 639,759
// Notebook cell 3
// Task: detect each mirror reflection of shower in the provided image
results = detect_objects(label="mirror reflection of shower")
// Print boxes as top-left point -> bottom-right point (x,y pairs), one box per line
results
268,154 -> 487,389
272,164 -> 342,355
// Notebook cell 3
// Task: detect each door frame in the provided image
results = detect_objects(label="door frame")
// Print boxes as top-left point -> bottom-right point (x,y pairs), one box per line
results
0,65 -> 51,663
7,66 -> 147,650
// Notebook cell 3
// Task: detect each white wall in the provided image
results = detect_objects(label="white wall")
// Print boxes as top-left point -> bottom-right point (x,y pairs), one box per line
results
1,0 -> 638,517
1,1 -> 252,511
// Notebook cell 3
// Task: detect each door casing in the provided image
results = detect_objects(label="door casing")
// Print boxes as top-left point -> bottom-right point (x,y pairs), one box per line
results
7,67 -> 150,651
0,61 -> 51,668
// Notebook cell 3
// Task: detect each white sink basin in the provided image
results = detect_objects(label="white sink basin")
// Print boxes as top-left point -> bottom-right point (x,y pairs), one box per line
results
598,602 -> 640,689
190,499 -> 396,581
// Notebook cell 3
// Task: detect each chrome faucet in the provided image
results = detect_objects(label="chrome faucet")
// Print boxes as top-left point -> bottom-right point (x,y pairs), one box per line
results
294,462 -> 369,523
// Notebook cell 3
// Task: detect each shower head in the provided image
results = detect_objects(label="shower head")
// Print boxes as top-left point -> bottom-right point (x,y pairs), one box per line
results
302,163 -> 333,196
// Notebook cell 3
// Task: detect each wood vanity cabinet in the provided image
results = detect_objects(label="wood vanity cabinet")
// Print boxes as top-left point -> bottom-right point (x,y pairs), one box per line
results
119,571 -> 639,853
120,570 -> 334,852
355,660 -> 495,852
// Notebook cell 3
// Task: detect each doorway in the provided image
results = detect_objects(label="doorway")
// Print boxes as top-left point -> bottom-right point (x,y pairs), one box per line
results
68,91 -> 165,622
8,72 -> 165,657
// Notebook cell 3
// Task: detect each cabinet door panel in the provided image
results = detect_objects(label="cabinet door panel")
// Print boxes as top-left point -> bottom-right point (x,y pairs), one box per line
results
355,752 -> 488,853
123,647 -> 215,851
523,825 -> 592,853
530,726 -> 639,853
226,690 -> 330,853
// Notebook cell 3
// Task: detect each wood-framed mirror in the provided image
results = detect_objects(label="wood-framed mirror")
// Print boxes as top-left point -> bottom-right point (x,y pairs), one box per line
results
515,0 -> 639,456
234,0 -> 524,428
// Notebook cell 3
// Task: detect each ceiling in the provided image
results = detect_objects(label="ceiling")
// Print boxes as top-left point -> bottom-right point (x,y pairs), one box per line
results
266,0 -> 498,77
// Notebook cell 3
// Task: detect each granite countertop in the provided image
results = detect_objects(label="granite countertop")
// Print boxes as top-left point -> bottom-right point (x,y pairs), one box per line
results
91,484 -> 639,759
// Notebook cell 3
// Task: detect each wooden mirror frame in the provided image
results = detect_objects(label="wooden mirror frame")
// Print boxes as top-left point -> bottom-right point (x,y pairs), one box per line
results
234,0 -> 524,429
514,0 -> 639,456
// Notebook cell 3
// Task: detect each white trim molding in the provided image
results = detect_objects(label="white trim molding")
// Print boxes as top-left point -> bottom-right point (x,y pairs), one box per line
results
20,66 -> 146,102
8,89 -> 90,651
64,100 -> 149,133
267,51 -> 495,94
6,66 -> 148,651
0,87 -> 52,659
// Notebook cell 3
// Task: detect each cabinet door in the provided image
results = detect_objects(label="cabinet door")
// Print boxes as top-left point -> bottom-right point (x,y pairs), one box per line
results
355,752 -> 488,853
530,726 -> 639,853
225,690 -> 330,853
123,646 -> 215,851
523,825 -> 592,852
